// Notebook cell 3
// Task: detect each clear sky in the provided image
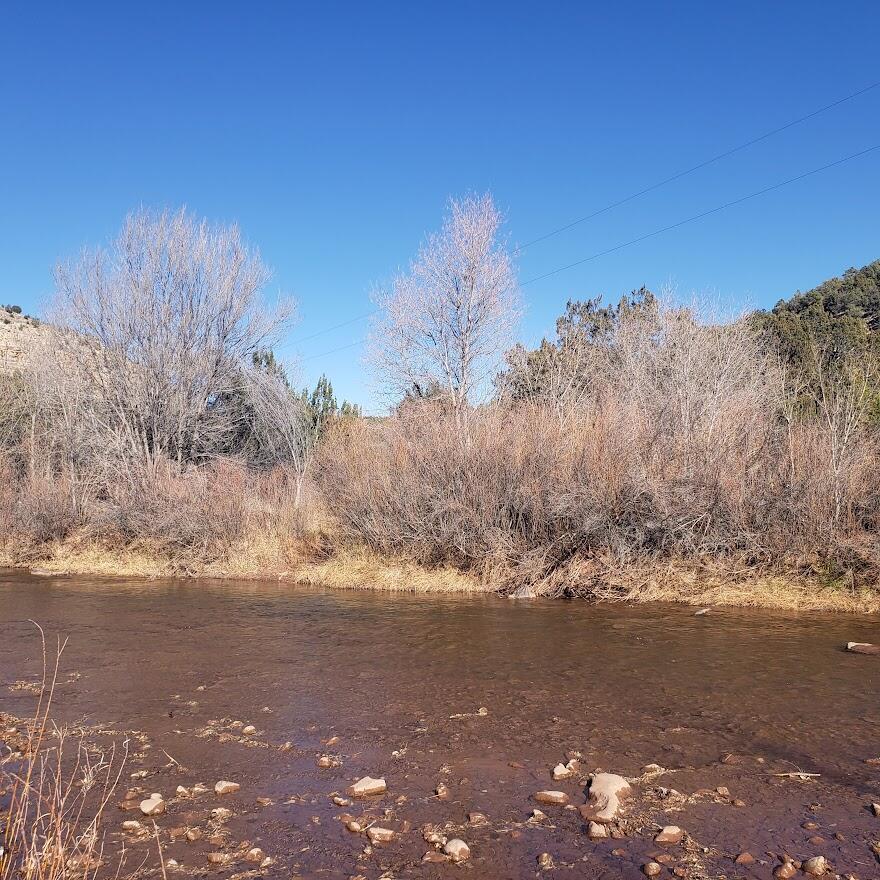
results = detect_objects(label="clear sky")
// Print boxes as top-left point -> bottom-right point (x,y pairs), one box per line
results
2,1 -> 878,411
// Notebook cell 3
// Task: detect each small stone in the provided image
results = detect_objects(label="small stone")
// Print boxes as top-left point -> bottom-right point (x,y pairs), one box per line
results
139,793 -> 165,816
537,852 -> 555,870
324,735 -> 340,746
260,857 -> 275,869
435,782 -> 450,799
534,790 -> 569,806
732,798 -> 746,807
588,821 -> 608,840
214,780 -> 240,795
317,756 -> 337,768
191,783 -> 208,796
444,839 -> 471,863
529,809 -> 547,822
122,820 -> 144,833
716,786 -> 730,797
245,848 -> 264,863
186,828 -> 202,842
656,854 -> 675,865
211,807 -> 233,821
643,862 -> 662,877
367,827 -> 395,844
808,836 -> 825,845
553,762 -> 573,780
735,852 -> 755,865
333,796 -> 351,806
345,820 -> 363,833
423,851 -> 448,863
175,785 -> 190,797
673,869 -> 688,878
612,848 -> 627,857
467,812 -> 488,826
347,776 -> 387,798
803,856 -> 828,876
206,853 -> 230,866
242,725 -> 257,736
130,769 -> 149,779
802,821 -> 819,830
846,642 -> 880,655
655,826 -> 684,845
775,861 -> 798,879
165,859 -> 179,870
871,803 -> 880,817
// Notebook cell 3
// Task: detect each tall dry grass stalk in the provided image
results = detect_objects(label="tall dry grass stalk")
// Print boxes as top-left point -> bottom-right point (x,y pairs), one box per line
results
1,626 -> 132,880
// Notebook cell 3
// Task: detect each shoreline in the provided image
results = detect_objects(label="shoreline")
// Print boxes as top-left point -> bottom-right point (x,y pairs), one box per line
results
2,539 -> 879,614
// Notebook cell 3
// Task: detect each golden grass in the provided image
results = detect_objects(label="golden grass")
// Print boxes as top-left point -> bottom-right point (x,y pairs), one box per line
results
4,535 -> 878,611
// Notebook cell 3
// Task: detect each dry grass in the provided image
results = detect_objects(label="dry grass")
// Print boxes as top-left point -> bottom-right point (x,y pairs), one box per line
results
1,626 -> 136,880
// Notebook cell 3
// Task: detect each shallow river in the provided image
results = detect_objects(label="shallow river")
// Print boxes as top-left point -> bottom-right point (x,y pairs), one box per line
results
2,570 -> 880,879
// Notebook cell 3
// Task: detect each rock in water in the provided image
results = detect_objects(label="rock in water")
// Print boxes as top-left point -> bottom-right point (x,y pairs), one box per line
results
774,862 -> 798,880
139,793 -> 165,816
534,790 -> 570,806
347,776 -> 387,797
444,839 -> 470,862
214,780 -> 240,795
642,862 -> 662,877
587,821 -> 608,840
367,827 -> 394,844
847,642 -> 880,655
581,773 -> 631,823
655,825 -> 684,845
803,857 -> 828,876
553,762 -> 573,780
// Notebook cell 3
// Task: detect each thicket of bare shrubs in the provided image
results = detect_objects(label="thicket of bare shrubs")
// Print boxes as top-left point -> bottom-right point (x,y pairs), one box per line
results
317,298 -> 880,595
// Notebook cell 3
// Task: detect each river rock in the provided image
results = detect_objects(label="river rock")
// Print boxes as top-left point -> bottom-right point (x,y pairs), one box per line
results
803,856 -> 828,876
139,793 -> 165,816
534,790 -> 569,806
214,780 -> 240,795
122,820 -> 144,833
444,839 -> 471,862
655,825 -> 684,845
553,762 -> 573,780
581,773 -> 631,823
642,862 -> 662,877
435,782 -> 450,799
242,725 -> 257,736
206,853 -> 230,866
774,861 -> 798,879
347,776 -> 387,797
587,821 -> 608,840
423,851 -> 448,863
871,802 -> 880,816
847,642 -> 880,655
735,852 -> 755,865
367,827 -> 395,844
245,848 -> 264,863
537,852 -> 555,870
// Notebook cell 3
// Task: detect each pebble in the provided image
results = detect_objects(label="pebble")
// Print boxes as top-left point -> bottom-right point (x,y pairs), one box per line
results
211,807 -> 233,821
587,821 -> 608,840
655,825 -> 684,845
553,762 -> 574,780
537,852 -> 555,870
347,776 -> 387,797
643,862 -> 662,877
206,853 -> 230,866
242,725 -> 257,735
846,642 -> 880,655
175,785 -> 190,797
534,790 -> 569,806
530,809 -> 547,822
435,782 -> 450,799
165,859 -> 179,870
317,756 -> 338,768
333,796 -> 351,806
444,839 -> 471,862
122,820 -> 143,833
774,861 -> 798,879
467,812 -> 488,825
803,856 -> 828,876
367,827 -> 395,844
345,820 -> 363,833
139,793 -> 165,816
214,780 -> 240,795
423,851 -> 448,863
871,802 -> 880,817
186,828 -> 202,842
245,848 -> 264,863
735,852 -> 755,865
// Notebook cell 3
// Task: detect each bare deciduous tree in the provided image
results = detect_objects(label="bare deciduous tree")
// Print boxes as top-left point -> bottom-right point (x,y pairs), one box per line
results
369,193 -> 520,434
45,207 -> 296,486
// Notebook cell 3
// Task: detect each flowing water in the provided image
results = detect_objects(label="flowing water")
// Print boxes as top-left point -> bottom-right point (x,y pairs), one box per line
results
2,570 -> 880,879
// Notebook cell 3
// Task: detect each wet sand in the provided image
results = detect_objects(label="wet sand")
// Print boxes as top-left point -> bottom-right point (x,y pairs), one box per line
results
2,570 -> 880,879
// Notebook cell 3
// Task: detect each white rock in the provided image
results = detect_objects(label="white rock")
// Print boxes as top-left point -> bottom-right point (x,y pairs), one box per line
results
803,856 -> 828,876
175,785 -> 191,797
245,848 -> 264,863
347,776 -> 387,797
553,763 -> 573,780
654,825 -> 683,845
122,820 -> 144,833
587,821 -> 608,839
242,725 -> 257,736
534,790 -> 569,806
139,793 -> 165,816
367,827 -> 395,843
211,807 -> 233,821
582,773 -> 631,823
214,780 -> 240,795
444,838 -> 471,862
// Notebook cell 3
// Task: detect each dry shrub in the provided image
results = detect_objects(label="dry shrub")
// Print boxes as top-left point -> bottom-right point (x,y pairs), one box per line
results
0,471 -> 83,555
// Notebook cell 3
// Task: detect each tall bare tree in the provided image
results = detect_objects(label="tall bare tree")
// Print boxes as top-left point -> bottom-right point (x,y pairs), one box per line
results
43,207 -> 297,488
370,193 -> 520,434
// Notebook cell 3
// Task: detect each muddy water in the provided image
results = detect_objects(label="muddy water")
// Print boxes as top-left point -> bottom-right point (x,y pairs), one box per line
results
2,570 -> 880,879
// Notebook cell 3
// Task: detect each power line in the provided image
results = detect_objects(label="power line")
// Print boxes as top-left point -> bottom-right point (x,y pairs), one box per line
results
521,142 -> 880,285
287,79 -> 880,350
513,79 -> 880,252
299,142 -> 880,363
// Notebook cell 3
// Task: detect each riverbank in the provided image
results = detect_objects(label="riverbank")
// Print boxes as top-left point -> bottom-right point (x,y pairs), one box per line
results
2,534 -> 879,612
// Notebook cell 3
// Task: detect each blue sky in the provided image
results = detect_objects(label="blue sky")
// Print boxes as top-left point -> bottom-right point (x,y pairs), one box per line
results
2,1 -> 878,411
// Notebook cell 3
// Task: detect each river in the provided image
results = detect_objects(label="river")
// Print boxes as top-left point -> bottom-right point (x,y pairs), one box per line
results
2,570 -> 880,879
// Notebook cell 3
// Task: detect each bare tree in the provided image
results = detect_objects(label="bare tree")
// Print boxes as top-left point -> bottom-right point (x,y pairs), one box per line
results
370,193 -> 520,435
44,207 -> 295,487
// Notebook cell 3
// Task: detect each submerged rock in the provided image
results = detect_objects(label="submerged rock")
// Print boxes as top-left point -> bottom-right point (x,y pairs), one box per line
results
803,856 -> 828,876
642,862 -> 662,877
367,827 -> 395,844
347,776 -> 387,797
587,821 -> 608,840
581,773 -> 631,823
537,852 -> 555,870
847,642 -> 880,655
